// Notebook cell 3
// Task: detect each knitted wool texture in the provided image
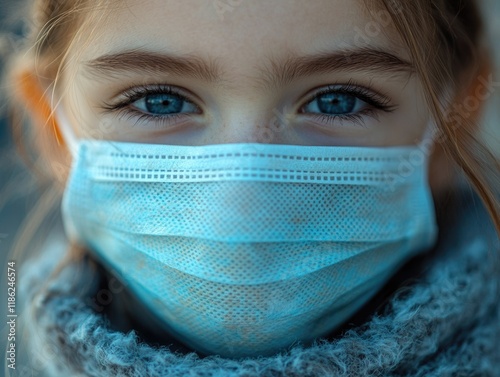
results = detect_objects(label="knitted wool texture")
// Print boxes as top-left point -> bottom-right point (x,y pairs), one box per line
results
18,188 -> 500,377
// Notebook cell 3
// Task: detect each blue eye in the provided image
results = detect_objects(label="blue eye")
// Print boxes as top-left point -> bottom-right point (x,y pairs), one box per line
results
144,93 -> 182,114
303,92 -> 364,116
103,82 -> 394,131
132,92 -> 198,115
298,84 -> 395,128
319,92 -> 357,114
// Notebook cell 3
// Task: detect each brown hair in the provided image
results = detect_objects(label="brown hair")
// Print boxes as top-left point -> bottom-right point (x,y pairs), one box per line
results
5,0 -> 500,260
376,0 -> 500,231
3,1 -> 97,261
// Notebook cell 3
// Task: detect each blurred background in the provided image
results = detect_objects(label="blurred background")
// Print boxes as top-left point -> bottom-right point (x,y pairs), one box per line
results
0,1 -> 42,274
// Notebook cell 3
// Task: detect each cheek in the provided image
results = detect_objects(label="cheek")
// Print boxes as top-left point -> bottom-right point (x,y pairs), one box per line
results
385,86 -> 431,146
387,109 -> 429,145
428,142 -> 456,197
63,79 -> 114,141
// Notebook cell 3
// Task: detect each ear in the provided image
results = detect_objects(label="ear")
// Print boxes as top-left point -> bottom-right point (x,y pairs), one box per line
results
454,52 -> 493,128
428,53 -> 493,199
15,70 -> 66,148
13,69 -> 73,187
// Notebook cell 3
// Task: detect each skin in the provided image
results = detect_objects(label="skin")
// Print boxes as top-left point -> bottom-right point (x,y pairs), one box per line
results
55,0 -> 432,150
37,0 -> 460,196
33,0 -> 463,347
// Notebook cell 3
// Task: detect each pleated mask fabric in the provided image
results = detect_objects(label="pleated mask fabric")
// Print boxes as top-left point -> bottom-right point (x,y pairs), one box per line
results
60,133 -> 438,358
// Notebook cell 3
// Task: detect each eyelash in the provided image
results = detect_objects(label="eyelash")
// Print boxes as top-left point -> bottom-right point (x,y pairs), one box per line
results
101,81 -> 396,129
101,85 -> 200,129
299,80 -> 396,128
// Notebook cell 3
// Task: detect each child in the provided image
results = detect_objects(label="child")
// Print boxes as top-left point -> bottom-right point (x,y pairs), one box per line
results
6,0 -> 500,375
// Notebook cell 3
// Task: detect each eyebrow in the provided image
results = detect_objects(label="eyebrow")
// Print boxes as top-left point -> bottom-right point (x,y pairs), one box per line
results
84,47 -> 414,89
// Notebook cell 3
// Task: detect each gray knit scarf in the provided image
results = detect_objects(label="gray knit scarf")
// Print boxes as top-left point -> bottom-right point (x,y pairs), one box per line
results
18,188 -> 500,377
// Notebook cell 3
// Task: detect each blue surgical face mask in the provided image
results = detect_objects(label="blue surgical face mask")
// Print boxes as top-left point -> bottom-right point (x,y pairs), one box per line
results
57,107 -> 438,359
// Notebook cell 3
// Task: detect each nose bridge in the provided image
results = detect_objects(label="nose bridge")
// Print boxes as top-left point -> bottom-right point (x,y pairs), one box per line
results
217,120 -> 277,144
211,106 -> 289,145
204,70 -> 291,144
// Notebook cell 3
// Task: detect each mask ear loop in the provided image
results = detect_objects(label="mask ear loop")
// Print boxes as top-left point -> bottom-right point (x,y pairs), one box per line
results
53,107 -> 78,158
49,94 -> 79,159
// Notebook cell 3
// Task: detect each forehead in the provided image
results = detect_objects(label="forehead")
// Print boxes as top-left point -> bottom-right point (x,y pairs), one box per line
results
75,0 -> 405,65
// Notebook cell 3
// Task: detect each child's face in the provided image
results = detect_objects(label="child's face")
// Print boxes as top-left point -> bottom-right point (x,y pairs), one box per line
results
60,0 -> 430,148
